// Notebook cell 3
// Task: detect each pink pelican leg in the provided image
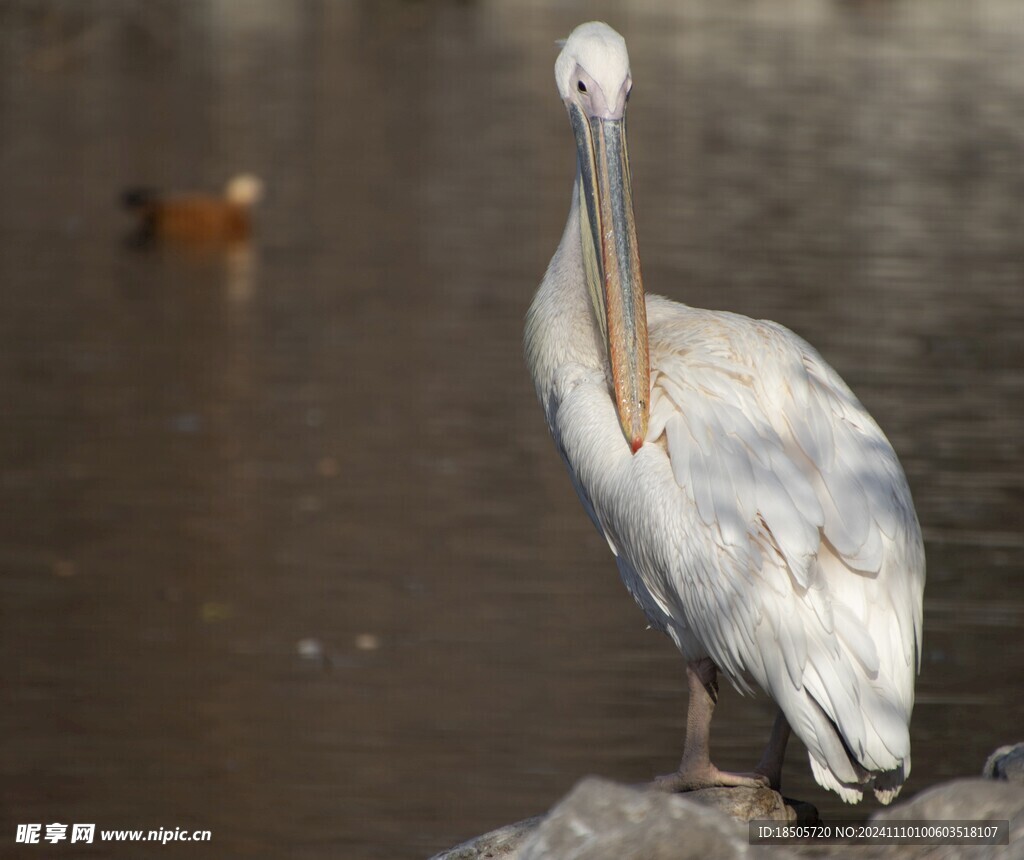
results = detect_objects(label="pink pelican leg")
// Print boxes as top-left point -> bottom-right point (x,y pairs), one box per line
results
655,658 -> 774,792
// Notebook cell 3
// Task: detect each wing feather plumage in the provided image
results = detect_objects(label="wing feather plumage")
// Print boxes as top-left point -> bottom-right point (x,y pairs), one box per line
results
550,297 -> 924,804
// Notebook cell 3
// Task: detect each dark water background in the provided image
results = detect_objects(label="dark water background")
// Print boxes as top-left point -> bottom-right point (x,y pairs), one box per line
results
1,1 -> 1023,857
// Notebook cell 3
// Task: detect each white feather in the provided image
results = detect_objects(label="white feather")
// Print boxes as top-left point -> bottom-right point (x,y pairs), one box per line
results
524,21 -> 925,805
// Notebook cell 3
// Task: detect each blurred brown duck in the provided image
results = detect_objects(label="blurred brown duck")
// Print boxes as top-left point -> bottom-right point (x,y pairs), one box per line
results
121,174 -> 264,246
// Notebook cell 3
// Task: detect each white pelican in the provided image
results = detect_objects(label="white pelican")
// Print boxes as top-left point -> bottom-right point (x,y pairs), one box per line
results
525,22 -> 925,804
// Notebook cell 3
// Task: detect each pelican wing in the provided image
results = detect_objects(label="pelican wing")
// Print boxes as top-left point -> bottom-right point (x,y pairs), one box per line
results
635,299 -> 925,801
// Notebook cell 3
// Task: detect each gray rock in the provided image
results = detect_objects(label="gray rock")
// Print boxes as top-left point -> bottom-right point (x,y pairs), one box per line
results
869,777 -> 1024,860
432,762 -> 1024,859
682,784 -> 817,824
985,744 -> 1024,786
425,781 -> 807,860
428,816 -> 543,860
517,776 -> 751,860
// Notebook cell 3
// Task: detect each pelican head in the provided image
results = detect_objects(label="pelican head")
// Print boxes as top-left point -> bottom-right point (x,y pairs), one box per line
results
556,22 -> 649,453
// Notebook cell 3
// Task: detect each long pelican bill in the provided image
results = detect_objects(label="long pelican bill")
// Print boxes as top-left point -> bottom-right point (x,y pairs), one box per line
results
570,102 -> 650,453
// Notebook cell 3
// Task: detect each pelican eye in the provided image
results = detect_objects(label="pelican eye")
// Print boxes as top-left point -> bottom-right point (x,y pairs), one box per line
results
577,80 -> 587,93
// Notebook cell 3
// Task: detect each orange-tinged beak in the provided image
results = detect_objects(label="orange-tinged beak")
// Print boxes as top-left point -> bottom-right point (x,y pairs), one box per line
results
570,103 -> 650,452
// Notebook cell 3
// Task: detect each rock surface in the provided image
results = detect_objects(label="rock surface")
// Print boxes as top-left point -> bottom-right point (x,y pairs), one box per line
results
518,777 -> 750,860
429,780 -> 813,860
430,816 -> 543,860
985,744 -> 1024,786
683,784 -> 818,824
864,777 -> 1024,860
432,746 -> 1024,860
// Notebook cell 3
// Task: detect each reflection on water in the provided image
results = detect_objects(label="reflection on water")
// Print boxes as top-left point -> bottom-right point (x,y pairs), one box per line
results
1,1 -> 1023,857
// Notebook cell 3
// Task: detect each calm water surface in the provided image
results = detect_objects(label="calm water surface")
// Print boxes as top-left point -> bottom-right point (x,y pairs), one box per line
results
1,1 -> 1023,857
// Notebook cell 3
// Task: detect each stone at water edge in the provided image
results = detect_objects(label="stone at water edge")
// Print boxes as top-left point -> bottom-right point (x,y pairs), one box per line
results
517,777 -> 751,860
428,781 -> 817,859
429,746 -> 1024,859
870,777 -> 1024,859
682,783 -> 818,824
984,743 -> 1024,786
428,816 -> 542,860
